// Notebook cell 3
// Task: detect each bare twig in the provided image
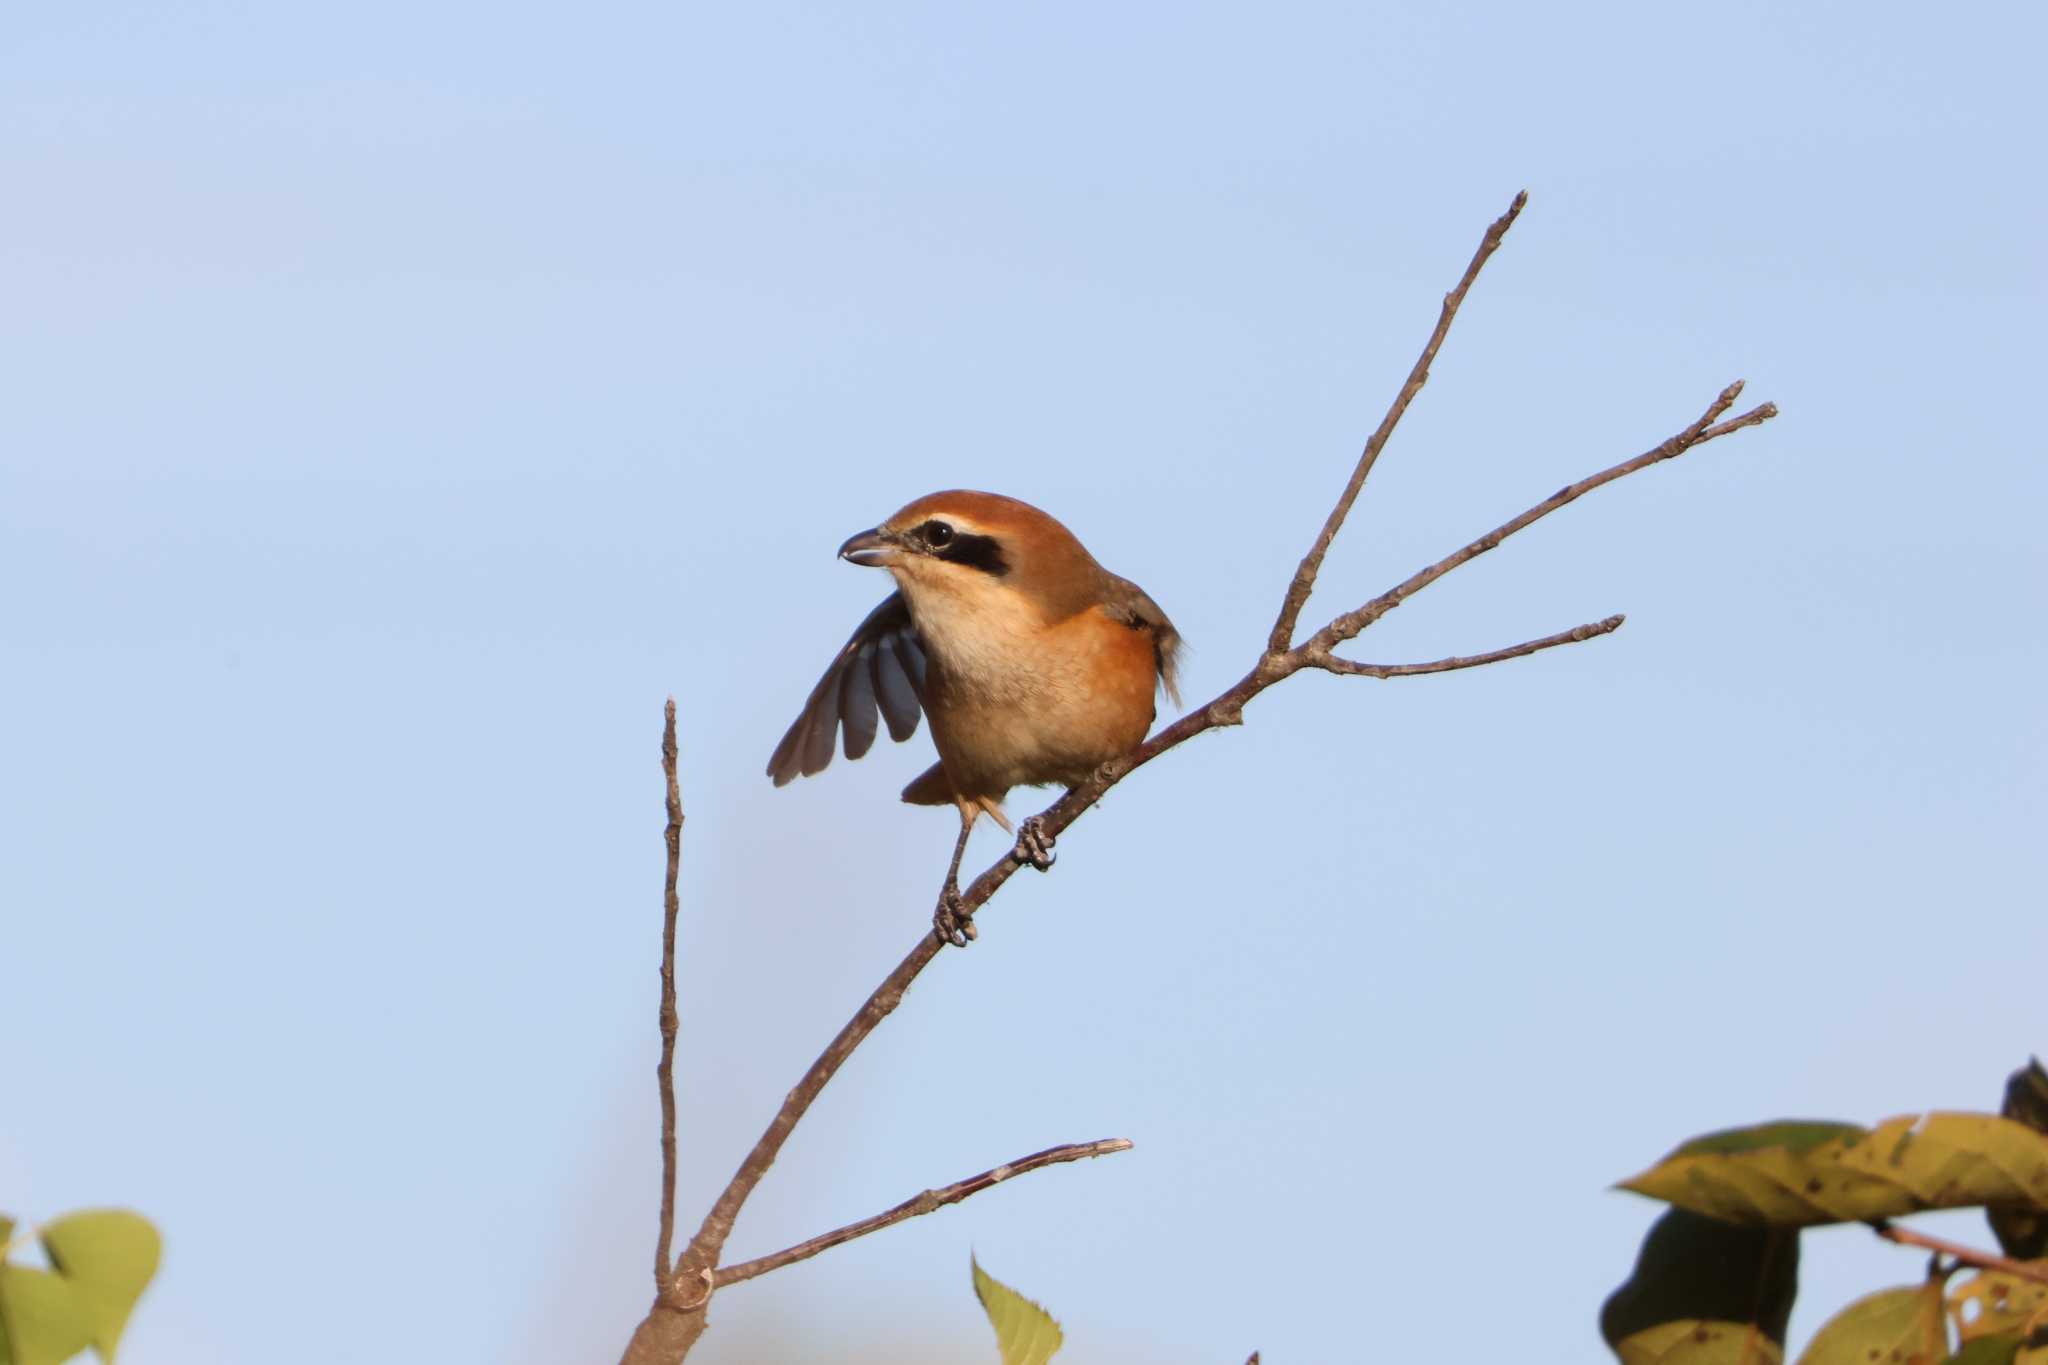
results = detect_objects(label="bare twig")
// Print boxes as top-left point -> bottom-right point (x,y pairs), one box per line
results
1313,614 -> 1625,678
714,1139 -> 1133,1288
620,195 -> 1781,1364
1303,383 -> 1777,657
1875,1222 -> 2048,1287
1267,190 -> 1527,654
655,699 -> 684,1285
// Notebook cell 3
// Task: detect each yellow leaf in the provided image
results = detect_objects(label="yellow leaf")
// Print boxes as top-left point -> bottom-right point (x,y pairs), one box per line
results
971,1256 -> 1063,1365
1621,1115 -> 2048,1227
1614,1320 -> 1784,1363
1948,1264 -> 2048,1344
0,1265 -> 96,1365
38,1211 -> 160,1363
1795,1283 -> 1948,1365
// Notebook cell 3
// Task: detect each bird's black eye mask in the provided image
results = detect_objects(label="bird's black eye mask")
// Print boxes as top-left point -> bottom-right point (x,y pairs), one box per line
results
910,519 -> 1009,576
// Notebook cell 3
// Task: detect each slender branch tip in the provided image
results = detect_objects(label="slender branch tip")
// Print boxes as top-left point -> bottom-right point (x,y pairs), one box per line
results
711,1138 -> 1136,1289
1315,614 -> 1625,679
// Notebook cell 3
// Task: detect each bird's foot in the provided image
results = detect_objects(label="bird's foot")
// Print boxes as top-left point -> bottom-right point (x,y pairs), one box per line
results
933,884 -> 977,948
1011,816 -> 1057,872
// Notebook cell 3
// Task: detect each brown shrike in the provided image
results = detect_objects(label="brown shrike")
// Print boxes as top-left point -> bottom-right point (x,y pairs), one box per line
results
769,490 -> 1181,946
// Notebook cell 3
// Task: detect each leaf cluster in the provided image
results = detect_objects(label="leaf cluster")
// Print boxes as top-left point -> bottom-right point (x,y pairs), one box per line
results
1604,1059 -> 2048,1365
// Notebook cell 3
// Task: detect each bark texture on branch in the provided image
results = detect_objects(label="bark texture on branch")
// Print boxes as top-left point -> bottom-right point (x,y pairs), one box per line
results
654,699 -> 683,1285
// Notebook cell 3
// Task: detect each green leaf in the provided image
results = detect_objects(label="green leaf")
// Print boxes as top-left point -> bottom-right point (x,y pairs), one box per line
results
1941,1342 -> 2023,1365
1943,1337 -> 2022,1365
1621,1114 -> 2048,1227
1602,1209 -> 1799,1352
1671,1123 -> 1867,1159
1795,1283 -> 1949,1365
0,1265 -> 96,1365
1612,1320 -> 1784,1363
971,1256 -> 1063,1365
38,1212 -> 159,1362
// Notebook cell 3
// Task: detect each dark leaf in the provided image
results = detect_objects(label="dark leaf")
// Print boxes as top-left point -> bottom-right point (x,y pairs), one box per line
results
1603,1208 -> 1799,1356
1990,1060 -> 2048,1260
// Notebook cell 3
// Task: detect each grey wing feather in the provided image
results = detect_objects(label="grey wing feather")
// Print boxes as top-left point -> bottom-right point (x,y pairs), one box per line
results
839,643 -> 879,759
1100,574 -> 1183,706
882,634 -> 925,736
871,640 -> 920,742
767,594 -> 927,785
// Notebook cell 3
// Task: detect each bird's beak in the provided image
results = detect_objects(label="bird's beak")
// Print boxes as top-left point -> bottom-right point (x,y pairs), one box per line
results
837,527 -> 898,567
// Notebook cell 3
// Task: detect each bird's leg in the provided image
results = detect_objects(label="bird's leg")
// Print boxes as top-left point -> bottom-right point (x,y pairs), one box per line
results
1011,815 -> 1056,872
932,815 -> 978,948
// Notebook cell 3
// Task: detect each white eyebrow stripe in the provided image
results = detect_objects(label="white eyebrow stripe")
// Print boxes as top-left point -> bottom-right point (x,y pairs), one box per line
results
891,514 -> 997,538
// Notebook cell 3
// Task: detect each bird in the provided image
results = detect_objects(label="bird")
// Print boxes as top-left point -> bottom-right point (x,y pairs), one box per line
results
768,490 -> 1180,946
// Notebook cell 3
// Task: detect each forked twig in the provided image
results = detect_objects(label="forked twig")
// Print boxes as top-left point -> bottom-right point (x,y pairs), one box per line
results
1267,190 -> 1528,653
1303,382 -> 1776,655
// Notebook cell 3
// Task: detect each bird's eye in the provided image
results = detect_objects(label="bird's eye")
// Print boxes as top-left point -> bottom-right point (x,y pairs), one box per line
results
921,520 -> 955,548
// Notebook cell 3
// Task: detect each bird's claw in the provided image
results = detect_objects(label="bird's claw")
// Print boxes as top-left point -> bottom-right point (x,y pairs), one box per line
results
933,887 -> 977,948
1011,816 -> 1057,872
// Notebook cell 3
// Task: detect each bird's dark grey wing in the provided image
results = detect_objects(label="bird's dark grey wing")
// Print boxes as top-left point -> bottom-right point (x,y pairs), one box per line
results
767,594 -> 928,786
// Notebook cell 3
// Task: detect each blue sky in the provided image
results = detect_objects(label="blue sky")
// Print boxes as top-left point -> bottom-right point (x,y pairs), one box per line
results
4,2 -> 2043,1360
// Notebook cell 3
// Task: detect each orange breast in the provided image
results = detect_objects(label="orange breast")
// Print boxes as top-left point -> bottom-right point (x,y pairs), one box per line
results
922,604 -> 1160,802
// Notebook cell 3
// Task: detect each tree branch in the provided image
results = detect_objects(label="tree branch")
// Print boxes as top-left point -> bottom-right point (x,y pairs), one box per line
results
1874,1222 -> 2048,1287
713,1139 -> 1133,1288
655,699 -> 684,1286
1312,614 -> 1625,678
620,195 -> 1782,1363
1266,189 -> 1527,654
